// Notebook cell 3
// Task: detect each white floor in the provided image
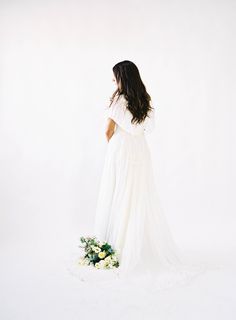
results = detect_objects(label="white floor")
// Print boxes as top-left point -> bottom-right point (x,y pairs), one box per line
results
1,242 -> 235,320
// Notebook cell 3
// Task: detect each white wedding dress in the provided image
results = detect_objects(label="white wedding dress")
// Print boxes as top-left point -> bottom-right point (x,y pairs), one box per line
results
66,94 -> 212,290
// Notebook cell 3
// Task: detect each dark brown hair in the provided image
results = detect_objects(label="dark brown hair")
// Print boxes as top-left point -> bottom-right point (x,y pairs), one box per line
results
109,60 -> 154,125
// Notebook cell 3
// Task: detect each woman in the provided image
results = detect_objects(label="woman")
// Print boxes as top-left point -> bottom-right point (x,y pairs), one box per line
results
92,60 -> 206,285
67,61 -> 208,289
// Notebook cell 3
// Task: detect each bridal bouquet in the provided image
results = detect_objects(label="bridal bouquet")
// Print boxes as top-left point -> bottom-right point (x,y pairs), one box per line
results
78,236 -> 119,269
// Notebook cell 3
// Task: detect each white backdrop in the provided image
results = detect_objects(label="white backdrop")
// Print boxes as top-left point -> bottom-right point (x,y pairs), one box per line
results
0,0 -> 235,263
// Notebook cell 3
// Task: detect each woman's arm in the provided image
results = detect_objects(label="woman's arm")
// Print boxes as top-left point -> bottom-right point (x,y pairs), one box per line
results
106,118 -> 116,142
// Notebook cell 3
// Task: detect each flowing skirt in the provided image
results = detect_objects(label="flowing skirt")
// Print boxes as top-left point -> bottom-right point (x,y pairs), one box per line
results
66,126 -> 216,290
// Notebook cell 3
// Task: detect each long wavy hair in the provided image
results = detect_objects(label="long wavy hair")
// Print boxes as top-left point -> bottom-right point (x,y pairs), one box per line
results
109,60 -> 154,125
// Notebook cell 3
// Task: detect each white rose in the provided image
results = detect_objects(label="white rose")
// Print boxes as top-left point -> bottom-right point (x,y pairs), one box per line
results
104,256 -> 111,262
98,251 -> 106,259
91,245 -> 101,253
99,260 -> 106,268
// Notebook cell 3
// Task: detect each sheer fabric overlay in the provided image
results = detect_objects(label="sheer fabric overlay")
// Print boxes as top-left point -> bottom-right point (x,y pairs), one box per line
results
66,94 -> 221,291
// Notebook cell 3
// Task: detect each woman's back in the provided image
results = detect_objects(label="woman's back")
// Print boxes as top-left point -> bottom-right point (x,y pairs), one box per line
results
106,94 -> 155,136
